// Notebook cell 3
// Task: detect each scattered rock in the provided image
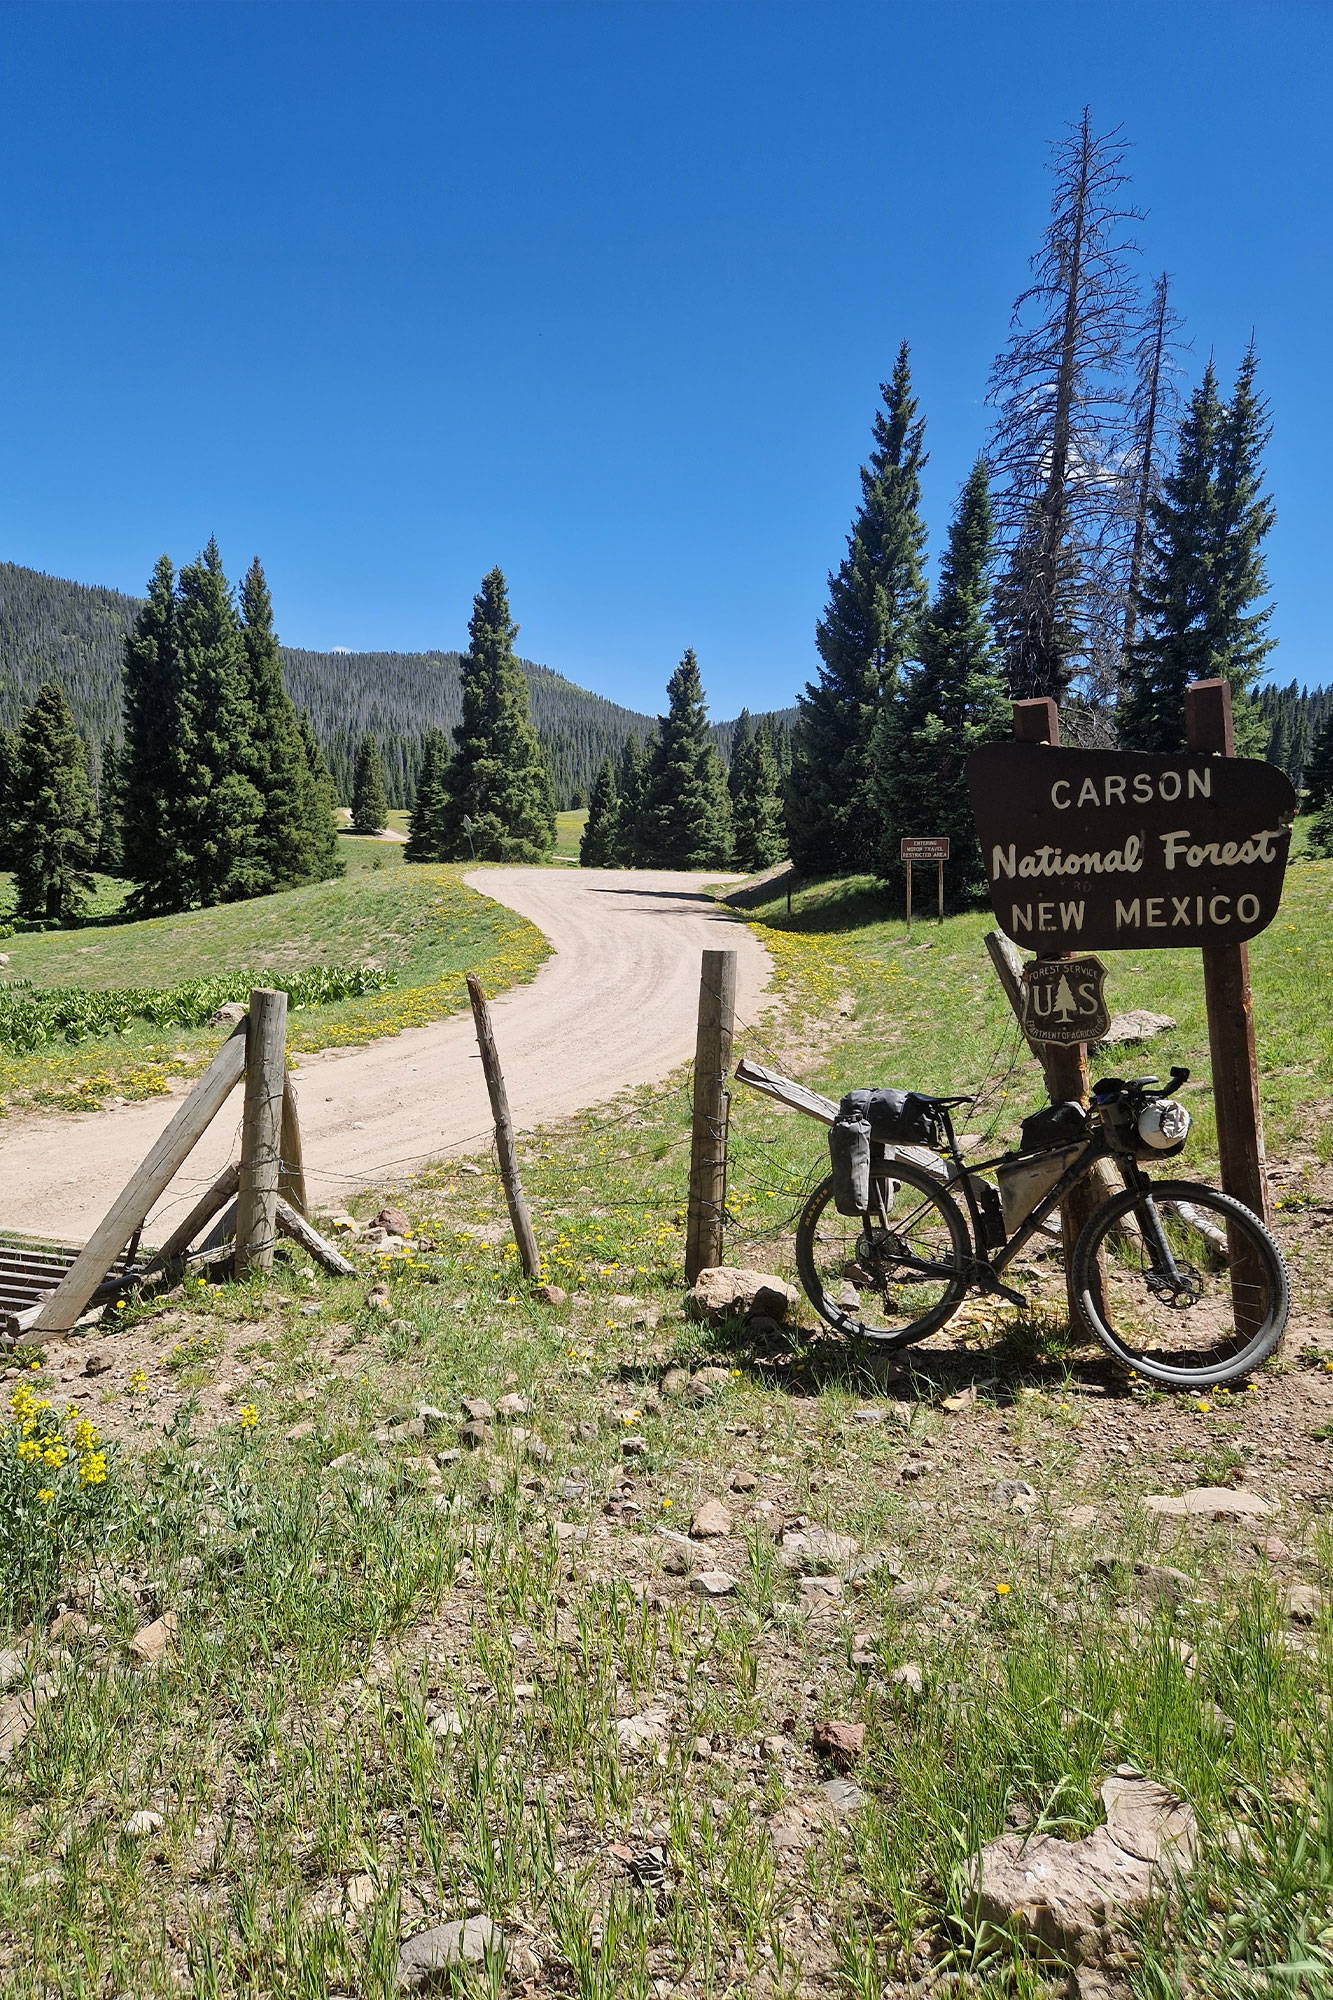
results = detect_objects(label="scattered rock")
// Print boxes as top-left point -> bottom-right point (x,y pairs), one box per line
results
691,1498 -> 733,1539
1283,1583 -> 1322,1624
660,1366 -> 690,1398
730,1469 -> 758,1492
1136,1564 -> 1193,1607
375,1207 -> 412,1238
614,1708 -> 671,1756
1144,1488 -> 1274,1521
1063,1505 -> 1100,1530
820,1776 -> 867,1815
457,1162 -> 483,1178
900,1457 -> 931,1482
621,1435 -> 649,1458
890,1660 -> 925,1695
849,1407 -> 883,1426
689,1569 -> 737,1598
811,1719 -> 865,1771
48,1611 -> 93,1644
534,1283 -> 567,1307
969,1769 -> 1197,1965
123,1809 -> 165,1839
459,1420 -> 490,1451
779,1526 -> 859,1573
82,1352 -> 113,1377
494,1393 -> 531,1420
942,1386 -> 978,1412
1098,1010 -> 1176,1047
208,1001 -> 248,1027
1256,1534 -> 1293,1561
461,1397 -> 496,1423
365,1285 -> 392,1313
0,1693 -> 38,1765
799,1574 -> 844,1605
990,1478 -> 1039,1511
396,1916 -> 505,1990
128,1613 -> 177,1667
0,1649 -> 25,1694
685,1267 -> 799,1324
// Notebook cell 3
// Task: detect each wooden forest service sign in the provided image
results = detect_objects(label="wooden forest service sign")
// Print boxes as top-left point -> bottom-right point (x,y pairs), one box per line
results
1020,954 -> 1109,1046
966,742 -> 1296,952
900,835 -> 950,931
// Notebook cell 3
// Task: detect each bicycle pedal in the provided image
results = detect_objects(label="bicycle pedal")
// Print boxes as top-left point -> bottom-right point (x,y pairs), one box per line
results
982,1277 -> 1028,1309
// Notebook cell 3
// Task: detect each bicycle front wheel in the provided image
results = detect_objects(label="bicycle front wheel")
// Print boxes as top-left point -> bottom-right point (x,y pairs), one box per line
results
1072,1179 -> 1290,1388
795,1159 -> 971,1349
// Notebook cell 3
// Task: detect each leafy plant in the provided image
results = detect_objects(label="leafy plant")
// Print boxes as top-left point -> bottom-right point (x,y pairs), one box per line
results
0,963 -> 391,1053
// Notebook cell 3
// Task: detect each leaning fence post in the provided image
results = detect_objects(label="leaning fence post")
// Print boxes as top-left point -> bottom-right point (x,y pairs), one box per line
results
466,973 -> 541,1280
235,987 -> 288,1277
685,948 -> 737,1284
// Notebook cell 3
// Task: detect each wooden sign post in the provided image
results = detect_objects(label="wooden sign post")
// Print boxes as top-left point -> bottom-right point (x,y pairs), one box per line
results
900,836 -> 950,934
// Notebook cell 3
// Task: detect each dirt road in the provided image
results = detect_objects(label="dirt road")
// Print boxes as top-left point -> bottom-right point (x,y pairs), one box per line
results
0,869 -> 771,1244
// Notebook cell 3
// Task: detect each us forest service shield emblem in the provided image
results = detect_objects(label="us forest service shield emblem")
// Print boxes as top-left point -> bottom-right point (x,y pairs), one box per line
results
1020,956 -> 1110,1046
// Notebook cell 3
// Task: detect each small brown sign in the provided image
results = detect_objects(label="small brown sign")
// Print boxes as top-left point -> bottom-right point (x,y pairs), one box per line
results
1021,955 -> 1110,1045
966,742 -> 1296,952
901,836 -> 950,860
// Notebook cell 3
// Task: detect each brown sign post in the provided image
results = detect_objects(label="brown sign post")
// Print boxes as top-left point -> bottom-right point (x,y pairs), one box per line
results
900,835 -> 950,933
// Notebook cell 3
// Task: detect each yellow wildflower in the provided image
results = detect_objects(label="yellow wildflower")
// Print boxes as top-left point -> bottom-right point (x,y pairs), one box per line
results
238,1404 -> 258,1430
37,1488 -> 54,1505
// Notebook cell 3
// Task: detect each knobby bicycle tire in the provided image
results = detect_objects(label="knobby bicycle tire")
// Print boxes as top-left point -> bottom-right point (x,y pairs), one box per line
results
795,1160 -> 971,1349
1071,1178 -> 1290,1388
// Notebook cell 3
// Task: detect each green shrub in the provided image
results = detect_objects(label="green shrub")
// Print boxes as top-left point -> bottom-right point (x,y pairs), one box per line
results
0,963 -> 392,1053
1,1377 -> 115,1619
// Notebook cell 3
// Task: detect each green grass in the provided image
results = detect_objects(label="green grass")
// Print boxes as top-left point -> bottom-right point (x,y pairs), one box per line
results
1,861 -> 1329,1994
555,808 -> 587,861
0,866 -> 547,1114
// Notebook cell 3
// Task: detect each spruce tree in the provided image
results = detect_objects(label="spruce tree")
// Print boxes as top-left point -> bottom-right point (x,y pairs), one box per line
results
351,735 -> 389,834
7,683 -> 99,922
1121,351 -> 1274,753
171,540 -> 265,905
789,345 -> 928,873
240,557 -> 338,887
405,728 -> 450,859
579,758 -> 621,867
872,459 -> 1009,903
728,711 -> 786,871
121,553 -> 188,909
1305,709 -> 1333,817
641,651 -> 732,867
436,569 -> 555,862
93,732 -> 123,874
613,734 -> 649,865
296,712 -> 343,876
0,726 -> 15,871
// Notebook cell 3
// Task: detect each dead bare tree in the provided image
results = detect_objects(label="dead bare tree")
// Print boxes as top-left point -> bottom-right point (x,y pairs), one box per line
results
986,110 -> 1143,703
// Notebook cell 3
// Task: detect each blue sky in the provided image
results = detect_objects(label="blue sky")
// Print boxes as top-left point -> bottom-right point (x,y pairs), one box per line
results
0,0 -> 1327,719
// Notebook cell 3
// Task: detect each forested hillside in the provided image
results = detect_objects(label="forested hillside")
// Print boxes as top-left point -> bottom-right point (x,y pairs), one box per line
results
0,563 -> 795,806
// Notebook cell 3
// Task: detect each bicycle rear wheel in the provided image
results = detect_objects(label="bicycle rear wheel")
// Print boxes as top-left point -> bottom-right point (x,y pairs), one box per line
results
795,1159 -> 970,1348
1072,1179 -> 1289,1388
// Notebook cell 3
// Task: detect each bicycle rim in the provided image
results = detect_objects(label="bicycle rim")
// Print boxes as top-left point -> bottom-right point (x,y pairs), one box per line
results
795,1162 -> 970,1348
1073,1179 -> 1290,1388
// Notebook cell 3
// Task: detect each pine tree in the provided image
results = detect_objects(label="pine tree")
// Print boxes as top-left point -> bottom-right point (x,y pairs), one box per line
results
986,110 -> 1142,700
240,557 -> 339,887
728,712 -> 786,871
296,710 -> 343,878
1120,350 -> 1275,753
351,735 -> 389,834
405,727 -> 450,859
92,732 -> 123,874
641,651 -> 732,867
7,683 -> 99,922
170,540 -> 266,905
613,734 -> 649,865
1121,273 -> 1185,666
120,553 -> 188,909
872,458 -> 1009,903
579,758 -> 621,867
789,345 -> 929,873
1305,709 -> 1333,816
437,570 -> 556,862
0,726 -> 15,871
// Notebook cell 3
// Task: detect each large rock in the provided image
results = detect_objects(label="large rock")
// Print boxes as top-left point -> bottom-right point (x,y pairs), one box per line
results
686,1267 -> 798,1324
1144,1488 -> 1274,1521
969,1770 -> 1196,1965
397,1917 -> 505,1990
1097,1011 -> 1176,1047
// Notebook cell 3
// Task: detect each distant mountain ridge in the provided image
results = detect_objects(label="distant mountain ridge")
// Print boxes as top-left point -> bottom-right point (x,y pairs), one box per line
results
0,561 -> 795,806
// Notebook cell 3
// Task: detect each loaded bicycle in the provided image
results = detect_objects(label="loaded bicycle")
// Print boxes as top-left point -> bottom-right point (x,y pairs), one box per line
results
787,1066 -> 1289,1389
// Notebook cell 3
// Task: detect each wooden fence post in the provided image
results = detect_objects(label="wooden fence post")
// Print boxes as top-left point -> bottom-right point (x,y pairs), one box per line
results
466,973 -> 541,1280
279,1075 -> 308,1217
1010,700 -> 1104,1321
235,988 -> 288,1277
685,948 -> 737,1284
1184,679 -> 1272,1227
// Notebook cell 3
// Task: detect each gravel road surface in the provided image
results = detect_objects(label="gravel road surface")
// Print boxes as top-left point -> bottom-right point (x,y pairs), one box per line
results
0,868 -> 771,1244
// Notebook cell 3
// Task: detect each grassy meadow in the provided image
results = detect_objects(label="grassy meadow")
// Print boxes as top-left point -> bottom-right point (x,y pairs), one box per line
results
1,851 -> 1331,1996
0,858 -> 547,1115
